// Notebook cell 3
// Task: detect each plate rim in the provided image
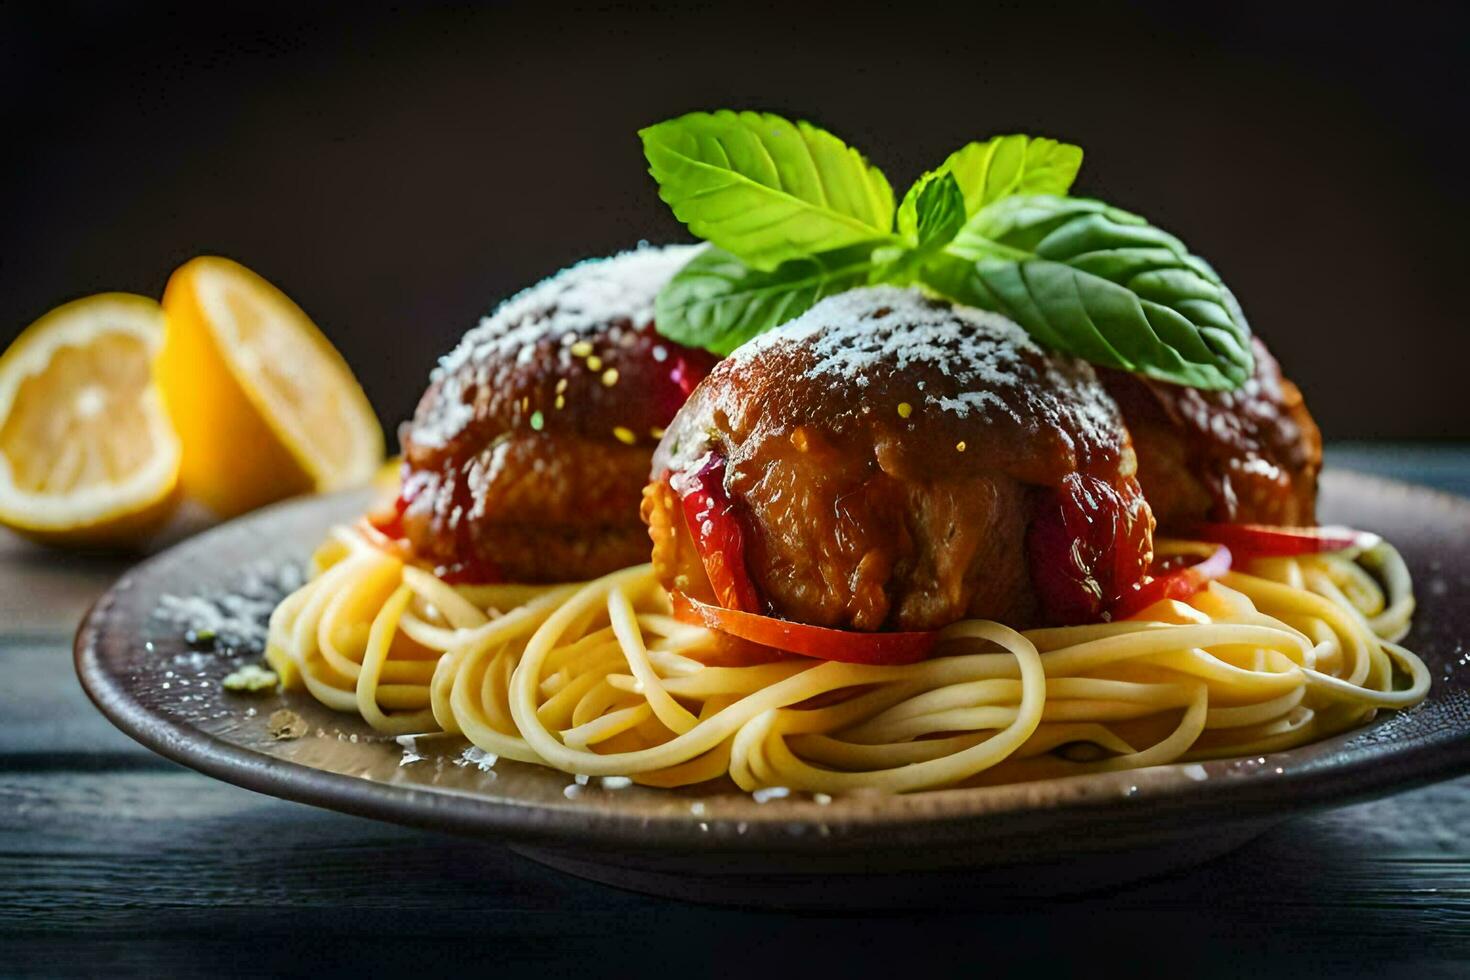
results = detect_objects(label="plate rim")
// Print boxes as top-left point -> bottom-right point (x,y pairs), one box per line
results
74,470 -> 1470,854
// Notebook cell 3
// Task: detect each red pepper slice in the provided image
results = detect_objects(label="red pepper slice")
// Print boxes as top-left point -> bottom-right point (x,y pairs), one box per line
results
1187,523 -> 1379,557
1111,545 -> 1233,620
670,453 -> 761,612
672,592 -> 938,665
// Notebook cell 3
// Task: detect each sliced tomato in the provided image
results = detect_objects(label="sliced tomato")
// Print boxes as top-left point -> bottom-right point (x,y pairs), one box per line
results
669,453 -> 761,612
1027,473 -> 1153,626
672,592 -> 938,665
1111,544 -> 1232,620
1187,523 -> 1379,556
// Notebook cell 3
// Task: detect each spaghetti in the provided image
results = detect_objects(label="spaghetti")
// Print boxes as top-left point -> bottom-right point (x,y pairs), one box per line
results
263,526 -> 1427,795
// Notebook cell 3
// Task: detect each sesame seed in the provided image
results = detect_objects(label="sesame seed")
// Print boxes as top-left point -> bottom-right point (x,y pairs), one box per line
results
612,426 -> 636,445
601,367 -> 619,387
897,402 -> 913,419
555,378 -> 568,394
570,341 -> 593,357
586,355 -> 603,372
956,440 -> 967,452
529,410 -> 545,431
555,394 -> 566,410
519,396 -> 529,413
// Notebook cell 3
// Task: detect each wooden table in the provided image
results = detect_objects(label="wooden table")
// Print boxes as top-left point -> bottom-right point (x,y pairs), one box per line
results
4,445 -> 1468,978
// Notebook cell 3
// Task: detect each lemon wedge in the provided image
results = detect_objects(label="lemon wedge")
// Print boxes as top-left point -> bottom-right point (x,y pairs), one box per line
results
158,256 -> 383,517
0,294 -> 181,546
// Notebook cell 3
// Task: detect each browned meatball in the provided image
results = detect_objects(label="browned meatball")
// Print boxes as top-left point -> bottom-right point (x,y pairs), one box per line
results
393,245 -> 718,582
1099,337 -> 1321,530
645,287 -> 1155,631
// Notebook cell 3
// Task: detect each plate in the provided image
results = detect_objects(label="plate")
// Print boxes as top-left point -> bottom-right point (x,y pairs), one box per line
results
75,471 -> 1470,907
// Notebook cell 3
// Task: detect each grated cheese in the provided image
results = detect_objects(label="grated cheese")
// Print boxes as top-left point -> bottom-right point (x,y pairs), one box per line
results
728,286 -> 1122,457
408,243 -> 700,449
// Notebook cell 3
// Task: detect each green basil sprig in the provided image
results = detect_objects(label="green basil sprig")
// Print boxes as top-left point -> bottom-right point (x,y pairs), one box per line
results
923,195 -> 1254,388
895,133 -> 1083,240
639,110 -> 896,271
641,111 -> 1253,389
654,243 -> 879,357
873,172 -> 966,284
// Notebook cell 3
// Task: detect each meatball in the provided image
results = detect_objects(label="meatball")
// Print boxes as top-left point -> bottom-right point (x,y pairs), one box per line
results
644,287 -> 1154,631
1099,337 -> 1321,529
394,245 -> 718,582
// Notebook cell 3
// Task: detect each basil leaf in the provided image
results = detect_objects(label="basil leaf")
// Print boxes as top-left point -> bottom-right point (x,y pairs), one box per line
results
913,172 -> 966,249
654,244 -> 878,356
873,173 -> 966,284
897,134 -> 1082,238
924,195 -> 1254,389
640,111 -> 897,272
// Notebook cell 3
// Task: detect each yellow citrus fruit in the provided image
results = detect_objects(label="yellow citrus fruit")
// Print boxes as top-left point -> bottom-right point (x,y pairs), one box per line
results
158,256 -> 383,518
0,293 -> 182,547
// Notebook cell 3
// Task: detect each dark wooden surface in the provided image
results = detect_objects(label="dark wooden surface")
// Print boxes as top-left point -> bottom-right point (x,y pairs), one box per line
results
3,445 -> 1468,979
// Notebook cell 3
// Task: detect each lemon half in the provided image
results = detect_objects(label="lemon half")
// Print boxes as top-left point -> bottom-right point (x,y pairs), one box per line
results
159,256 -> 383,518
0,294 -> 181,546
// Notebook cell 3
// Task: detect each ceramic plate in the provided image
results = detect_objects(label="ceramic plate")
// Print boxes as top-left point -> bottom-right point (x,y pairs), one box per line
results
75,471 -> 1470,907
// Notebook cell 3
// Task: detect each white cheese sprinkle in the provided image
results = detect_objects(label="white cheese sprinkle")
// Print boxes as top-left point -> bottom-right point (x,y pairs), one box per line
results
409,244 -> 700,450
155,560 -> 304,654
456,746 -> 499,771
726,286 -> 1120,456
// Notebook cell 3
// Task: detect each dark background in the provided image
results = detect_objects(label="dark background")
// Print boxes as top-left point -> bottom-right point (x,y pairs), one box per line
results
2,1 -> 1465,445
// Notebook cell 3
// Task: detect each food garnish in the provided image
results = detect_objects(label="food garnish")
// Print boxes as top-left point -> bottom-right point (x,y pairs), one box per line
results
642,110 -> 1253,388
1027,472 -> 1154,625
1187,523 -> 1380,557
157,256 -> 383,517
0,294 -> 181,546
672,591 -> 937,665
1112,544 -> 1233,620
267,708 -> 309,741
223,663 -> 279,693
668,452 -> 760,612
